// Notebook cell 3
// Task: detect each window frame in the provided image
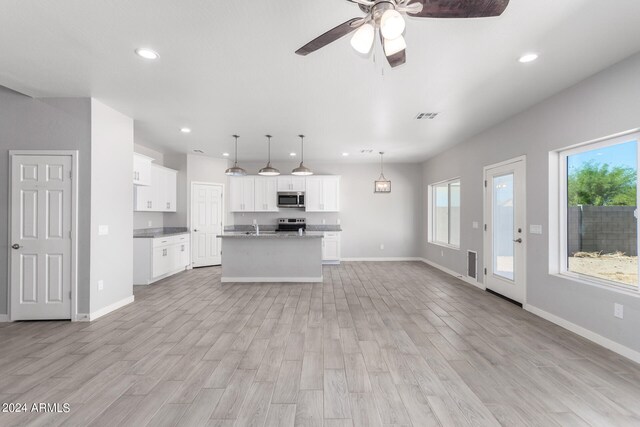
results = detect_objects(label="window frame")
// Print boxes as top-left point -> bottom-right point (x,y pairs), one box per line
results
557,131 -> 640,293
428,177 -> 461,250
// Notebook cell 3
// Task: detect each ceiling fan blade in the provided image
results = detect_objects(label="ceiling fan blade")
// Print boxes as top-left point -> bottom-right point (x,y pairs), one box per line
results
346,0 -> 374,6
407,0 -> 510,18
295,18 -> 362,56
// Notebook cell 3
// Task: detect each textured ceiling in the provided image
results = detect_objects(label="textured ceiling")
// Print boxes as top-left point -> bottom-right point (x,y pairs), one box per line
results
1,0 -> 640,162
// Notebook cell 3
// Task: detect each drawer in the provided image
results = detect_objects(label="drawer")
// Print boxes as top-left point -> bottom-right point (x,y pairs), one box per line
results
153,233 -> 190,248
324,232 -> 339,239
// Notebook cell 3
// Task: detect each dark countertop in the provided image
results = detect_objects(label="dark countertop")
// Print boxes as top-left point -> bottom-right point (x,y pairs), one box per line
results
224,225 -> 342,232
218,231 -> 324,239
134,227 -> 189,238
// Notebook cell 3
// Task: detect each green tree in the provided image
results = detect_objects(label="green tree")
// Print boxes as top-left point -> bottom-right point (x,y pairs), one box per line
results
568,161 -> 637,206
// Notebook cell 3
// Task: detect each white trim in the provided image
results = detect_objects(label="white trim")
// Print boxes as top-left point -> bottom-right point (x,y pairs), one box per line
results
524,304 -> 640,364
87,296 -> 135,321
341,257 -> 423,262
221,277 -> 323,283
0,314 -> 9,322
427,177 -> 461,249
8,150 -> 79,321
420,258 -> 486,290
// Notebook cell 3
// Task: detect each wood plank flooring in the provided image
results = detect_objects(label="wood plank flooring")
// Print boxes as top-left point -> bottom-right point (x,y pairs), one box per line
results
1,261 -> 640,426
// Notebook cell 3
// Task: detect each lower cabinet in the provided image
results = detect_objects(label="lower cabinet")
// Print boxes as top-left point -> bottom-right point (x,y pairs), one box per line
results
322,232 -> 341,264
134,234 -> 190,284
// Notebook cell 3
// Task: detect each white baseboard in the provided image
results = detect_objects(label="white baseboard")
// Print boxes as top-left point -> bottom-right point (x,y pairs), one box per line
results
221,277 -> 323,283
0,314 -> 9,322
87,295 -> 135,321
420,258 -> 486,290
341,257 -> 424,262
524,304 -> 640,364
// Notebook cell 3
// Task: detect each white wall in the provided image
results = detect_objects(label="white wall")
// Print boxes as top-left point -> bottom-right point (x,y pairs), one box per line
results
90,99 -> 134,314
232,161 -> 423,259
421,52 -> 640,354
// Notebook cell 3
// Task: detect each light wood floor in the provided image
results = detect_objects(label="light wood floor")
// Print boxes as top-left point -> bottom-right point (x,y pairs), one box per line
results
1,262 -> 640,427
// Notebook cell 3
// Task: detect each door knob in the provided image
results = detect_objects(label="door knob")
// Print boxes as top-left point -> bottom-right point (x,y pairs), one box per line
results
513,238 -> 523,243
11,244 -> 21,250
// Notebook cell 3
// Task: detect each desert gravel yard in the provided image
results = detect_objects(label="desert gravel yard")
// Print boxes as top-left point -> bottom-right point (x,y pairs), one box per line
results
569,252 -> 638,286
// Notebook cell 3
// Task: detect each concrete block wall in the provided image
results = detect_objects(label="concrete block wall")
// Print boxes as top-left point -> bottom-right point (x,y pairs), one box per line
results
568,206 -> 637,256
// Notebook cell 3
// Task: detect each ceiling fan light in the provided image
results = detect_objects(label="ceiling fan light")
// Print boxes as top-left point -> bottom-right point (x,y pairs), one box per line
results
380,9 -> 405,40
384,35 -> 406,56
350,23 -> 375,54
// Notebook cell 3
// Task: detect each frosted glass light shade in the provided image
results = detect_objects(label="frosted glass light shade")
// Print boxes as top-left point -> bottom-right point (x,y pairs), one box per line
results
380,9 -> 405,40
350,23 -> 375,54
384,35 -> 406,56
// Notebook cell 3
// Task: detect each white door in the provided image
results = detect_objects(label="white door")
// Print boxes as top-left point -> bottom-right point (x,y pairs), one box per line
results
191,183 -> 223,267
10,155 -> 72,320
484,157 -> 526,304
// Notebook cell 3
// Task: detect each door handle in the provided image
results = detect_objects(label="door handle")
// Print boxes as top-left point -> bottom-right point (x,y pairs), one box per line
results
513,238 -> 523,243
11,244 -> 21,250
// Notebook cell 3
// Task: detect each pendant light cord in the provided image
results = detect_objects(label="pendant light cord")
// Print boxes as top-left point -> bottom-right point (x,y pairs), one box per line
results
379,151 -> 385,179
233,135 -> 239,166
266,135 -> 272,164
299,135 -> 305,164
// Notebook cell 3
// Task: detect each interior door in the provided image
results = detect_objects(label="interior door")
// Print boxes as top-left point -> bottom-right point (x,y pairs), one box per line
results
10,154 -> 72,320
484,157 -> 526,304
191,183 -> 223,267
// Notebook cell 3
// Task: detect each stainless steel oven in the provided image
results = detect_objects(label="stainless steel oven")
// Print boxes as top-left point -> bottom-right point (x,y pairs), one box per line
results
277,192 -> 305,208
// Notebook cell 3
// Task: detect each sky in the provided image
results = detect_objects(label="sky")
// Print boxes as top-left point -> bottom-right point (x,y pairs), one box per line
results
568,139 -> 637,172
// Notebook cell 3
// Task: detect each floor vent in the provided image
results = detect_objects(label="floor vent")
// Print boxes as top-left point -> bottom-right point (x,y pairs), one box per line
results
467,250 -> 477,280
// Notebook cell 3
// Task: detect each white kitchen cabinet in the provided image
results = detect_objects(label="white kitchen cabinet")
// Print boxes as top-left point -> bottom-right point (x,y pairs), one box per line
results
134,234 -> 190,285
230,177 -> 255,212
254,177 -> 278,212
305,176 -> 340,212
322,232 -> 341,264
133,153 -> 153,186
134,164 -> 177,212
277,176 -> 306,192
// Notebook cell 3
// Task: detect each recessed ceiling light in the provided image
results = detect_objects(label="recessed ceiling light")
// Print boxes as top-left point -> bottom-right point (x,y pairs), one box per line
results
289,152 -> 297,157
342,152 -> 349,157
222,152 -> 230,157
135,48 -> 159,60
519,53 -> 538,63
180,127 -> 191,134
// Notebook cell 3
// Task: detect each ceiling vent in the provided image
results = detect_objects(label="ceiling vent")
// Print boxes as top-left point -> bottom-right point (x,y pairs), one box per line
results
360,149 -> 374,154
193,149 -> 204,154
415,112 -> 439,120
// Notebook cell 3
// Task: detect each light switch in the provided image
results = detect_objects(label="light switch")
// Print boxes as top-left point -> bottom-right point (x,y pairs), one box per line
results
98,225 -> 109,236
472,221 -> 479,229
529,225 -> 543,235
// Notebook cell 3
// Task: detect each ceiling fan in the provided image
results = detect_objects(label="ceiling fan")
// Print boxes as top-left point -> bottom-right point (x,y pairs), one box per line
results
295,0 -> 510,68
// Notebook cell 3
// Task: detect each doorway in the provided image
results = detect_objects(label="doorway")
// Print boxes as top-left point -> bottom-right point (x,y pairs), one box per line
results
9,152 -> 77,320
483,156 -> 526,305
191,182 -> 224,267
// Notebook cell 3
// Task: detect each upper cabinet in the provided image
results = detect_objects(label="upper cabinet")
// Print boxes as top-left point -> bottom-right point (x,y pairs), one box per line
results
134,164 -> 177,212
133,153 -> 153,186
277,176 -> 306,192
230,176 -> 255,212
305,176 -> 340,212
254,177 -> 278,212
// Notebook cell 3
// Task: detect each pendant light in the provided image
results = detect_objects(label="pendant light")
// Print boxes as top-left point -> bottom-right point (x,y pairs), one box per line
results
374,152 -> 391,193
292,134 -> 313,176
258,135 -> 280,176
225,135 -> 247,176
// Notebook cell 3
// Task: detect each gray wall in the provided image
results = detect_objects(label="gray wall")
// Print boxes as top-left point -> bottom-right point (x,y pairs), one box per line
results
90,99 -> 134,313
421,52 -> 640,353
0,86 -> 92,314
568,206 -> 637,256
233,161 -> 423,259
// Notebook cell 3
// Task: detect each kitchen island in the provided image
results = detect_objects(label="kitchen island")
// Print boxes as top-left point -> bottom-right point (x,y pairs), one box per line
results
218,231 -> 323,282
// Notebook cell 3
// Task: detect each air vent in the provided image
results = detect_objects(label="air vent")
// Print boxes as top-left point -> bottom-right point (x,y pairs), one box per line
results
360,149 -> 373,154
415,112 -> 439,120
467,250 -> 478,280
193,149 -> 204,154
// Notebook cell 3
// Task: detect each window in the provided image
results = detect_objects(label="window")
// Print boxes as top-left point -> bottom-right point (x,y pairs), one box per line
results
559,133 -> 639,290
429,178 -> 460,248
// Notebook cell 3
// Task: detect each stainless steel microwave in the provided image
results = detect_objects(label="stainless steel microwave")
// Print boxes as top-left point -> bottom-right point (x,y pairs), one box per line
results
278,192 -> 305,208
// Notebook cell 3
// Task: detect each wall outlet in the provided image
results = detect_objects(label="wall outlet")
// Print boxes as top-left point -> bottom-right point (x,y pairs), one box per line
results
472,221 -> 479,229
614,303 -> 624,319
252,219 -> 257,225
322,219 -> 326,224
530,224 -> 543,235
98,225 -> 109,236
337,218 -> 341,225
98,280 -> 104,291
441,250 -> 444,257
380,243 -> 384,250
148,220 -> 153,227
